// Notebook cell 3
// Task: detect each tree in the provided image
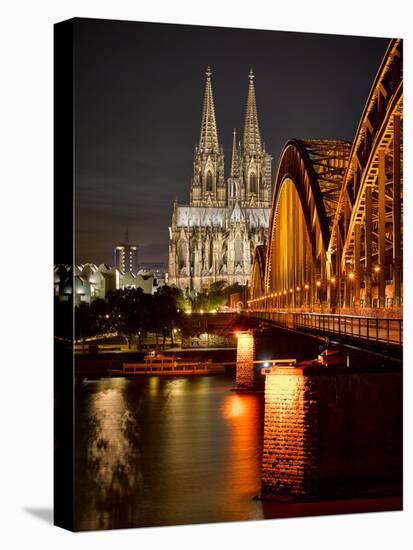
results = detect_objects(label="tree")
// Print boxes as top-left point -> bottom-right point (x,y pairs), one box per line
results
152,286 -> 182,347
106,288 -> 145,349
75,302 -> 95,352
89,298 -> 111,335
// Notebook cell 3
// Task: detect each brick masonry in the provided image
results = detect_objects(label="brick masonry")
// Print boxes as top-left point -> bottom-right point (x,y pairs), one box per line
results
261,366 -> 402,501
236,331 -> 255,389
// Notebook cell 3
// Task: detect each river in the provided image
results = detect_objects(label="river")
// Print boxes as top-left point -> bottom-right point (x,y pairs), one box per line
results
75,375 -> 264,530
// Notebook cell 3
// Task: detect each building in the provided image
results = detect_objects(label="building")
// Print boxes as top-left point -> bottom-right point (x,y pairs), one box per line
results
139,262 -> 168,287
54,263 -> 158,306
54,263 -> 119,306
113,230 -> 139,273
168,67 -> 272,292
120,270 -> 160,295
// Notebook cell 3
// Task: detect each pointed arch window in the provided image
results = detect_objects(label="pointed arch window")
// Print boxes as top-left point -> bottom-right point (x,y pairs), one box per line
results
249,173 -> 256,194
178,240 -> 187,270
206,171 -> 213,192
190,238 -> 198,272
234,234 -> 243,266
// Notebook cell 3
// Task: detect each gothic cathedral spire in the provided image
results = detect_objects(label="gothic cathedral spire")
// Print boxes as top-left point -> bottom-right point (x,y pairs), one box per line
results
243,68 -> 262,155
199,66 -> 219,153
238,69 -> 272,207
231,128 -> 240,178
228,128 -> 241,207
190,67 -> 225,207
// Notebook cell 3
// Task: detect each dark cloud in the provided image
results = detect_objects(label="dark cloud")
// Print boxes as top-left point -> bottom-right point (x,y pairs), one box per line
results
74,18 -> 389,265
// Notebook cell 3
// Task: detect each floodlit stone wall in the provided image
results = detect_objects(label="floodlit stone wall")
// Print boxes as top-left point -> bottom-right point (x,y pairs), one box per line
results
261,366 -> 402,500
261,369 -> 318,499
236,331 -> 255,389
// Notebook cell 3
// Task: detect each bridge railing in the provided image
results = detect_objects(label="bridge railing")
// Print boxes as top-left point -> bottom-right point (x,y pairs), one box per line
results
247,310 -> 402,347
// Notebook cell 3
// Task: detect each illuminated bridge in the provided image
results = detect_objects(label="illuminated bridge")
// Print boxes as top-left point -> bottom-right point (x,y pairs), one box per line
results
248,39 -> 403,348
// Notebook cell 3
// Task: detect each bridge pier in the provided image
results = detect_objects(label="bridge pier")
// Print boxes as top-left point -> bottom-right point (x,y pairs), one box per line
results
235,330 -> 255,390
261,364 -> 402,501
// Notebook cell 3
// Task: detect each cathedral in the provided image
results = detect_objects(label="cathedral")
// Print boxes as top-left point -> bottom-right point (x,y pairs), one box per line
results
168,67 -> 272,292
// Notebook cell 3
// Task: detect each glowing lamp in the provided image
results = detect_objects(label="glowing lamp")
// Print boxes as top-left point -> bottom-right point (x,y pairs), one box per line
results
316,281 -> 321,287
348,272 -> 355,280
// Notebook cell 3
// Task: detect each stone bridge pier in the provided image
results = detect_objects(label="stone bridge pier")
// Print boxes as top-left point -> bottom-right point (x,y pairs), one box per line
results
235,330 -> 255,390
261,364 -> 402,501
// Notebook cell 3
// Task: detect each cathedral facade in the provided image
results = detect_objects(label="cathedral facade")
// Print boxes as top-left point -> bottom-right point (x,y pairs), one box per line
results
168,67 -> 272,292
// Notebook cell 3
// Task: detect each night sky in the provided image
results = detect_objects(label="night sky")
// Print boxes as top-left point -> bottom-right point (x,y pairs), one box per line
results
74,18 -> 389,265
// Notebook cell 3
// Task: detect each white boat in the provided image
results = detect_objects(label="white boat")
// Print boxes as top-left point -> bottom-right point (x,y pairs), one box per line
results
109,352 -> 225,376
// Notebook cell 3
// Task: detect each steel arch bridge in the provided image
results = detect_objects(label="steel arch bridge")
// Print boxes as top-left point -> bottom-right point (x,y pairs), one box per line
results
248,39 -> 403,345
250,244 -> 267,300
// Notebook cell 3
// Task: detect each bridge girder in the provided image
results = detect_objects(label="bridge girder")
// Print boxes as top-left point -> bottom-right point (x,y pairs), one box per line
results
250,244 -> 266,300
249,38 -> 403,314
264,139 -> 350,300
328,39 -> 403,308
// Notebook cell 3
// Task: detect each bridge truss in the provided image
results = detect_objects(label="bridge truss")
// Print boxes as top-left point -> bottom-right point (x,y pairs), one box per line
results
249,39 -> 403,325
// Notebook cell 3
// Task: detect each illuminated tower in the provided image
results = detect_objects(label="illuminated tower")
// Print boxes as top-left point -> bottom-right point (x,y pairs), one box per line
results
113,229 -> 139,273
227,128 -> 242,207
240,69 -> 272,207
190,66 -> 226,207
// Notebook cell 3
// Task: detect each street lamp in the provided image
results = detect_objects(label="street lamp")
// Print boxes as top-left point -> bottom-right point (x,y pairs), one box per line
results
304,283 -> 309,308
347,272 -> 355,308
315,280 -> 322,309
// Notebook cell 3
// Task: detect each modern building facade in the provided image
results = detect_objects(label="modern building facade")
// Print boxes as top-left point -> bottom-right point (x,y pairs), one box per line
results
54,263 -> 159,306
168,68 -> 272,292
113,230 -> 139,273
139,262 -> 168,286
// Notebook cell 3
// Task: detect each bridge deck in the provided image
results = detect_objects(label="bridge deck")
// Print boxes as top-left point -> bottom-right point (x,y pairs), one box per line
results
247,310 -> 402,348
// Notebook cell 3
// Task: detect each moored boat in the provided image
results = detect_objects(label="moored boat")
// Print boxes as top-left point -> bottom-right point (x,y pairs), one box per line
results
109,352 -> 225,376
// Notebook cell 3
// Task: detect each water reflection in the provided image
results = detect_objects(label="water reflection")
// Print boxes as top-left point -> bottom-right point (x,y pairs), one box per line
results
75,376 -> 264,530
75,378 -> 144,530
221,394 -> 264,521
